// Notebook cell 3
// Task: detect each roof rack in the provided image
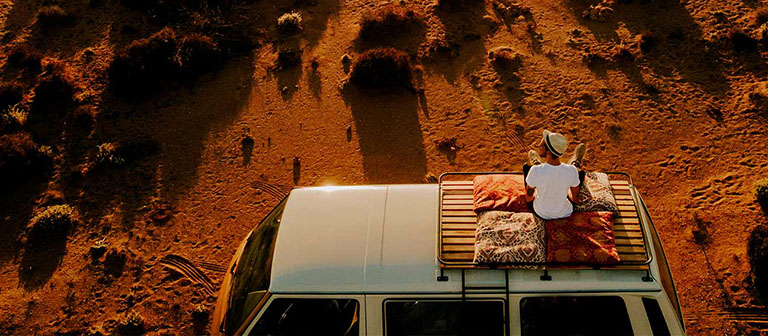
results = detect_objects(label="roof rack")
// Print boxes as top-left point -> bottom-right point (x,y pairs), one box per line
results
437,172 -> 652,273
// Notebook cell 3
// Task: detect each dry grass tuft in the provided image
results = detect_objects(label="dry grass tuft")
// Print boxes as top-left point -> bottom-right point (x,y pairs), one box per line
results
349,48 -> 413,89
359,6 -> 423,41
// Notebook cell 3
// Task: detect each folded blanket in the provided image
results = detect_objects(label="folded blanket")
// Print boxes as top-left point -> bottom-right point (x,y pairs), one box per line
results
545,211 -> 620,264
474,211 -> 546,264
473,174 -> 528,213
574,172 -> 618,213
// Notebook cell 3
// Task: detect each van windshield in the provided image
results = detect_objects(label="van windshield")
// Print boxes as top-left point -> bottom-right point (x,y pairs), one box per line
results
225,197 -> 287,334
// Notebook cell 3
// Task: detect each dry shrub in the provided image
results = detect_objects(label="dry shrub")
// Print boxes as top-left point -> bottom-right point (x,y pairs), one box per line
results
488,46 -> 522,70
0,132 -> 53,188
359,7 -> 422,41
756,178 -> 768,210
109,27 -> 222,97
582,1 -> 613,22
95,142 -> 126,167
0,83 -> 24,110
689,212 -> 711,246
748,224 -> 768,304
177,34 -> 223,77
109,27 -> 178,95
8,45 -> 43,72
728,27 -> 757,52
35,6 -> 74,28
350,48 -> 413,89
277,12 -> 303,35
32,58 -> 77,112
758,23 -> 768,44
29,204 -> 76,238
116,310 -> 146,335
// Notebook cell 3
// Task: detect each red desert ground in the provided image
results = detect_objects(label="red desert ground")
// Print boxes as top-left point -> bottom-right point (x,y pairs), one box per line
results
1,0 -> 768,334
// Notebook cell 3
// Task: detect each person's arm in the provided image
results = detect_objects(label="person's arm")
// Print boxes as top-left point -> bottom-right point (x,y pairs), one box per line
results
568,167 -> 581,204
525,166 -> 538,202
569,185 -> 580,205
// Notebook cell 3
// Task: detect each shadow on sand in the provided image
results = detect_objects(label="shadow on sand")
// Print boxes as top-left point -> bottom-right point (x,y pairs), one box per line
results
343,86 -> 426,184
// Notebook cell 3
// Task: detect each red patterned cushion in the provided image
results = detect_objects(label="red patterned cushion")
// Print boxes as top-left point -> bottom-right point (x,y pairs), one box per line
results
545,211 -> 620,264
473,175 -> 528,213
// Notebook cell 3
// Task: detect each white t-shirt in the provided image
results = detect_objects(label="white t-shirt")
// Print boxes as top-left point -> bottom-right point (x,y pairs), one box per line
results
526,163 -> 580,220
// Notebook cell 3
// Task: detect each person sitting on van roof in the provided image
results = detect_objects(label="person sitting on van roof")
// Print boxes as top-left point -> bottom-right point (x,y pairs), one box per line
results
523,130 -> 586,220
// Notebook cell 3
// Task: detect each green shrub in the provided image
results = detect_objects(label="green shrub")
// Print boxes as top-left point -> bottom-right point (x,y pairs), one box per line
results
350,48 -> 413,89
756,179 -> 768,209
29,204 -> 76,238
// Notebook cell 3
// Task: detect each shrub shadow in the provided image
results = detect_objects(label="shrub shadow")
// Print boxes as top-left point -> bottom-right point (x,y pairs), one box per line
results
74,55 -> 256,230
342,86 -> 426,184
19,232 -> 68,291
570,0 -> 729,95
429,3 -> 490,83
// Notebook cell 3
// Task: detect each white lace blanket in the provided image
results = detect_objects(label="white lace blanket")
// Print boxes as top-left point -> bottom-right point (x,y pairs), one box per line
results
473,211 -> 546,264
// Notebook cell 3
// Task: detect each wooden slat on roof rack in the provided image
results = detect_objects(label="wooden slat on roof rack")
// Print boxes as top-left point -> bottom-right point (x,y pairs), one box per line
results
438,176 -> 649,270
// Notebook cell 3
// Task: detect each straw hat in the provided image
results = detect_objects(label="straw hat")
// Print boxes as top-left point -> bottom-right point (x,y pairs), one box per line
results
542,130 -> 568,157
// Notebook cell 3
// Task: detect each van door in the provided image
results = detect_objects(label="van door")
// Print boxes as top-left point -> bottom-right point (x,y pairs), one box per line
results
242,294 -> 365,335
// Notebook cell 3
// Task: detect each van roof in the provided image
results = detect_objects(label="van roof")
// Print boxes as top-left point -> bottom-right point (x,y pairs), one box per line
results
269,184 -> 663,294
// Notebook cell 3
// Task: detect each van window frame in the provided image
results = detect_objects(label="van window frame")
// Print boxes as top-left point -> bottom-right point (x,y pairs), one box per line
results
517,295 -> 635,336
243,294 -> 366,336
381,297 -> 508,336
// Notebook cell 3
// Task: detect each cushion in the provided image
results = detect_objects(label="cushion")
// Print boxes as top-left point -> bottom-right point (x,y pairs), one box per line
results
473,174 -> 528,213
545,211 -> 620,264
574,172 -> 618,213
474,211 -> 546,264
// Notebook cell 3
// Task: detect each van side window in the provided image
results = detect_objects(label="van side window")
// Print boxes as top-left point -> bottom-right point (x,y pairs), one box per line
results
520,296 -> 633,336
384,300 -> 505,336
249,298 -> 359,336
642,298 -> 671,336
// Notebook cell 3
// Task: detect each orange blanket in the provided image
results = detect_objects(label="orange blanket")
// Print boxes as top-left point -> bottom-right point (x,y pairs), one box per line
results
472,174 -> 529,213
545,211 -> 620,264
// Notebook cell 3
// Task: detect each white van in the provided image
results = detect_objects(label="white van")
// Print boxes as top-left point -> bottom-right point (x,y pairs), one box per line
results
212,173 -> 686,336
